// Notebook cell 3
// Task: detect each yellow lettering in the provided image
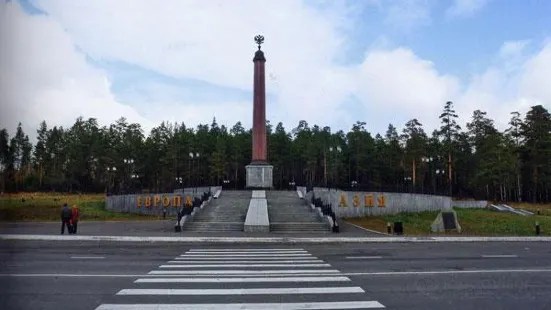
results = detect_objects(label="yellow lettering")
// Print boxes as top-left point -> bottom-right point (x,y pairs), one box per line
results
364,194 -> 374,207
145,196 -> 151,208
185,195 -> 193,207
154,195 -> 161,207
339,194 -> 348,207
162,196 -> 170,207
172,195 -> 182,208
377,195 -> 386,208
137,196 -> 143,208
352,194 -> 360,207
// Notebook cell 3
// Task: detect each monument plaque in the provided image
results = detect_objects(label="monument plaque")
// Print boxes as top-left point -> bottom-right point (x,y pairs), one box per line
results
442,212 -> 457,230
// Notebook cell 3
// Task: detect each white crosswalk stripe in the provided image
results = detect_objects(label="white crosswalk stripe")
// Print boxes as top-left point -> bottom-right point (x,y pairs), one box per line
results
94,248 -> 385,309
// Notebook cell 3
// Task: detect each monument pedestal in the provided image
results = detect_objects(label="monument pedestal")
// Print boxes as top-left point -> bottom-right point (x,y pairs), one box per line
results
246,164 -> 273,189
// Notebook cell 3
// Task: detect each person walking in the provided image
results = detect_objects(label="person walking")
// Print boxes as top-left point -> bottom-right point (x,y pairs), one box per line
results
60,203 -> 72,234
70,204 -> 80,234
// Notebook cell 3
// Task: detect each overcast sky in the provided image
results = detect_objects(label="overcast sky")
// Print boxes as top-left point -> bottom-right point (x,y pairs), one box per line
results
1,0 -> 550,139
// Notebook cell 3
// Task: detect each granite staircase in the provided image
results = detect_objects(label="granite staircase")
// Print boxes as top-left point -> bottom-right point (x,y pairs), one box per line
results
267,190 -> 330,233
182,190 -> 250,232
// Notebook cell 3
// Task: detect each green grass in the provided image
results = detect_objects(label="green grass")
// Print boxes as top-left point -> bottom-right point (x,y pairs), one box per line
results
345,207 -> 551,236
0,193 -> 157,222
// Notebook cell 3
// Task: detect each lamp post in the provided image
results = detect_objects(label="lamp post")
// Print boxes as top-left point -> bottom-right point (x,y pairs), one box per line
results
123,158 -> 134,193
175,177 -> 183,190
351,180 -> 358,190
196,152 -> 201,187
106,166 -> 116,195
421,156 -> 433,194
189,152 -> 200,192
131,174 -> 139,194
404,176 -> 412,193
289,180 -> 296,190
329,146 -> 342,189
435,169 -> 445,195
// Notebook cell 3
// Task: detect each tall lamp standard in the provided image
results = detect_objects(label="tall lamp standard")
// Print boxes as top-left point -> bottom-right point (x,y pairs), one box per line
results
421,156 -> 433,194
288,180 -> 296,190
404,176 -> 413,193
106,166 -> 116,195
189,152 -> 201,191
123,158 -> 134,193
435,169 -> 445,195
175,177 -> 183,190
329,146 -> 342,189
131,174 -> 139,194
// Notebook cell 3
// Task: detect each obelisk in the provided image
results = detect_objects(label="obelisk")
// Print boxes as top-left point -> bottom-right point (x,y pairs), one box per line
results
246,35 -> 273,188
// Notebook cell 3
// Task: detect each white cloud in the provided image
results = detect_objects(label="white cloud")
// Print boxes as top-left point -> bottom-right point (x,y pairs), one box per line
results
457,40 -> 551,130
446,0 -> 491,18
1,0 -> 550,143
25,0 -> 355,131
0,1 -> 154,139
354,47 -> 461,131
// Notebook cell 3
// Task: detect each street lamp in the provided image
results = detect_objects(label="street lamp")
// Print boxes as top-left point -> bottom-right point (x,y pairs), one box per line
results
328,146 -> 342,188
421,157 -> 434,194
106,166 -> 116,194
404,176 -> 413,193
175,177 -> 183,190
189,152 -> 201,190
130,174 -> 139,193
435,169 -> 445,195
351,180 -> 358,189
123,159 -> 134,193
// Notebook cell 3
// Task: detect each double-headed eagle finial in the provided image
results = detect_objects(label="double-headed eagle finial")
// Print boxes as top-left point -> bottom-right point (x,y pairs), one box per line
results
254,35 -> 264,50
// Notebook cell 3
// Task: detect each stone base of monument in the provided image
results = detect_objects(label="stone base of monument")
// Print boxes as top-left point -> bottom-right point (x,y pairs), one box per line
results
431,210 -> 462,233
245,164 -> 273,188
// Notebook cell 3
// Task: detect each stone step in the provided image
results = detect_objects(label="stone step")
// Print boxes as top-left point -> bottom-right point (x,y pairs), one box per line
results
193,219 -> 245,222
182,227 -> 243,232
182,223 -> 244,232
269,222 -> 329,232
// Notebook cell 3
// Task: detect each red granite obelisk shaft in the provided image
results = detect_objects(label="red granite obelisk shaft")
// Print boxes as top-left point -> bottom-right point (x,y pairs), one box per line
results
251,48 -> 267,164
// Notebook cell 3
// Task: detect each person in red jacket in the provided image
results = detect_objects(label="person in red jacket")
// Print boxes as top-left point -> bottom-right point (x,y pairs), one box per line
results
70,205 -> 80,234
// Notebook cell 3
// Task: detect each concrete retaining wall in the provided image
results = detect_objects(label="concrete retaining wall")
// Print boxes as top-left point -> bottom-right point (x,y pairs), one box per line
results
312,188 -> 452,218
106,186 -> 221,215
452,200 -> 488,209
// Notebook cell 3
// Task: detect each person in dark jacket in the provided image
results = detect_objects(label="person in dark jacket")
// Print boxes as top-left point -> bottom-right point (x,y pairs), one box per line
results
60,203 -> 72,234
70,204 -> 80,234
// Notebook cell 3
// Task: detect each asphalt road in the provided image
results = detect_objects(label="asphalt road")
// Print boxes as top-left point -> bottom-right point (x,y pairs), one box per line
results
1,241 -> 551,309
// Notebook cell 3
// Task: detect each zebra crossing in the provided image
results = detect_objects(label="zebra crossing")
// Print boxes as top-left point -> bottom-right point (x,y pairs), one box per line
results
94,248 -> 385,309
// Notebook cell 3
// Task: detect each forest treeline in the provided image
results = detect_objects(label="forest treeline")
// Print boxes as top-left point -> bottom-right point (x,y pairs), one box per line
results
0,101 -> 550,202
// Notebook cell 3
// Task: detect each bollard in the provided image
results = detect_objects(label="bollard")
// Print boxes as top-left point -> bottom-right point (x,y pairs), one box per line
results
535,221 -> 540,236
163,209 -> 166,220
393,222 -> 404,235
387,222 -> 392,234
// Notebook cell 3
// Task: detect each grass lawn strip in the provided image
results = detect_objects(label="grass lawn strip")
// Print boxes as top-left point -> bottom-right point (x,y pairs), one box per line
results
345,205 -> 551,236
0,193 -> 157,222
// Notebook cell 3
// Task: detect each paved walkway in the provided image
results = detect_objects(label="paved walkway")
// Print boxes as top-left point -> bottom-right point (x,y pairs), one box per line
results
0,220 -> 382,237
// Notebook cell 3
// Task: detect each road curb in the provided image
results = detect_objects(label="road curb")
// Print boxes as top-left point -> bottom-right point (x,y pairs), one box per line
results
1,234 -> 551,243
